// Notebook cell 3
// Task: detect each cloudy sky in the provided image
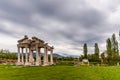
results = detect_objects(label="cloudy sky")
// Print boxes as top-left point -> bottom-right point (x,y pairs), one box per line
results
0,0 -> 120,56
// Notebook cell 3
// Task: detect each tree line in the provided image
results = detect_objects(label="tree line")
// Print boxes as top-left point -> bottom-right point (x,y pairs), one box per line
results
0,49 -> 17,60
80,32 -> 120,65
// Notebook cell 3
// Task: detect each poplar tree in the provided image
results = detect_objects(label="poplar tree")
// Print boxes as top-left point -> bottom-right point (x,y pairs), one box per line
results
106,38 -> 112,57
83,43 -> 88,58
111,34 -> 119,54
94,43 -> 99,59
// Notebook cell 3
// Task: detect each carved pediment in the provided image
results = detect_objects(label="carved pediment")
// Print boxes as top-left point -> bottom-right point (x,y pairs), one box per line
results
18,35 -> 29,43
18,35 -> 53,49
32,36 -> 44,43
46,45 -> 54,51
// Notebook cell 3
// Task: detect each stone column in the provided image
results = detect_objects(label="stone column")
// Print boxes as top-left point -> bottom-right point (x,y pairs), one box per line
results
38,48 -> 42,65
43,47 -> 48,66
29,48 -> 34,65
21,48 -> 24,65
25,47 -> 29,65
17,47 -> 21,65
46,49 -> 48,64
50,49 -> 54,65
35,46 -> 41,66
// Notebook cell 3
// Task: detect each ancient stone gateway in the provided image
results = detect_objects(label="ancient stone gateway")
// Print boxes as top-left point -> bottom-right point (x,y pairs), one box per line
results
16,35 -> 54,66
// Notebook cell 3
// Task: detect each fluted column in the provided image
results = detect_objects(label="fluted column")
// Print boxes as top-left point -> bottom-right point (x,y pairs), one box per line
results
25,47 -> 29,65
46,49 -> 48,64
29,49 -> 34,65
50,49 -> 54,65
21,48 -> 24,65
39,48 -> 42,65
18,47 -> 20,62
35,46 -> 41,66
43,47 -> 48,66
17,46 -> 21,65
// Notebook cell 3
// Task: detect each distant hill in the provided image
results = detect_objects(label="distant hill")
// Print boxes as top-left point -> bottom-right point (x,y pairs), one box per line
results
53,53 -> 64,58
32,52 -> 64,58
58,53 -> 79,58
12,52 -> 79,58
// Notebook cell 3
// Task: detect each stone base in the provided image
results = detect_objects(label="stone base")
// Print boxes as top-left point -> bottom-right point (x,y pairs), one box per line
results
16,62 -> 54,66
42,62 -> 49,66
25,62 -> 30,66
50,62 -> 54,65
16,62 -> 22,65
21,62 -> 25,65
35,62 -> 41,66
29,62 -> 35,66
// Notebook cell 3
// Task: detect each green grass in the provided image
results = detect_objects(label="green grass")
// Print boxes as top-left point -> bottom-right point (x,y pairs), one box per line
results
0,65 -> 120,80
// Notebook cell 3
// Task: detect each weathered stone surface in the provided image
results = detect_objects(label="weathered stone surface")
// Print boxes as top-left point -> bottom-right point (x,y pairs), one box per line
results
17,35 -> 54,66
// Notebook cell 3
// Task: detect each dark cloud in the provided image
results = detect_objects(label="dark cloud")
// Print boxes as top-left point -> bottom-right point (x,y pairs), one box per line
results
0,0 -> 119,55
0,27 -> 20,38
79,9 -> 105,27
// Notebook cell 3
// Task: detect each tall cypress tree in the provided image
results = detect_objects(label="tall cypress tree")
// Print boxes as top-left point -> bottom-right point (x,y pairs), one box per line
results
111,34 -> 116,53
106,38 -> 112,57
111,34 -> 119,54
115,41 -> 119,54
94,43 -> 99,58
83,43 -> 88,59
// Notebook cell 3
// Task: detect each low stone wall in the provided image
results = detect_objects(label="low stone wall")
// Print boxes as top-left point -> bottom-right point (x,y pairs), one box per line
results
0,60 -> 17,64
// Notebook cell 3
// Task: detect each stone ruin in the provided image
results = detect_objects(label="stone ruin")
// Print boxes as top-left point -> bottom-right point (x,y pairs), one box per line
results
16,35 -> 54,66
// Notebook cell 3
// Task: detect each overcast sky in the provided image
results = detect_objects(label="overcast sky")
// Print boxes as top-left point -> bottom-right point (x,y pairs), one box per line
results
0,0 -> 120,56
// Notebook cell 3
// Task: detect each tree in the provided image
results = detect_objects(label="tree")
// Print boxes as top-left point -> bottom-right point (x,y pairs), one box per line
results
115,41 -> 119,54
106,38 -> 112,62
106,38 -> 112,57
106,34 -> 119,65
94,43 -> 99,57
83,43 -> 88,58
111,34 -> 119,54
94,43 -> 100,61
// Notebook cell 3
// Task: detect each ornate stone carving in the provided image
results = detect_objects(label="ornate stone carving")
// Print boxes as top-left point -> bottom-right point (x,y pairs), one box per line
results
17,35 -> 54,66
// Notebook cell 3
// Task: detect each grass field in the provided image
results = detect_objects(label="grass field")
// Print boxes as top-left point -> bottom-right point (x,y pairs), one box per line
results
0,65 -> 120,80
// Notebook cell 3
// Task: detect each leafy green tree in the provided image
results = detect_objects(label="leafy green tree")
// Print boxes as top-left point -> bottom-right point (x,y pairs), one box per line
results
79,55 -> 84,61
115,41 -> 119,54
106,33 -> 119,65
101,52 -> 108,64
83,43 -> 88,58
0,49 -> 17,60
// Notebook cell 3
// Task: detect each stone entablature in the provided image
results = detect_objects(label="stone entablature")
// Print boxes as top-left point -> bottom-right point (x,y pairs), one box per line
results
17,35 -> 54,66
